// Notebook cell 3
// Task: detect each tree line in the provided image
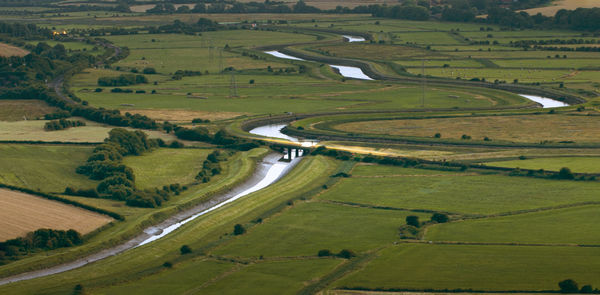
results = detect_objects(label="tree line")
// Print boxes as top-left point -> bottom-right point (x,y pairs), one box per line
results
0,229 -> 82,265
44,119 -> 86,131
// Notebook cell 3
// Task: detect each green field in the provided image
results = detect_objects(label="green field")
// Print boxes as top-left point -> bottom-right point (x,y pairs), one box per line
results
426,205 -> 600,244
106,31 -> 315,74
0,100 -> 57,121
214,202 -> 428,258
0,119 -> 183,143
0,144 -> 97,192
485,157 -> 600,173
317,166 -> 600,215
124,148 -> 213,189
334,244 -> 600,291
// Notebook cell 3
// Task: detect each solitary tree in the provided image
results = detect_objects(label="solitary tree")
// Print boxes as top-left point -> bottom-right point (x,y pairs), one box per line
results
559,279 -> 579,293
558,167 -> 574,180
406,215 -> 420,227
180,245 -> 192,255
317,249 -> 332,257
580,285 -> 594,294
337,249 -> 356,259
233,224 -> 246,235
431,213 -> 449,223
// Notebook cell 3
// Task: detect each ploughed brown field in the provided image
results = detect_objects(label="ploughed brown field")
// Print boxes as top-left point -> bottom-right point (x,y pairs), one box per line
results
0,189 -> 113,241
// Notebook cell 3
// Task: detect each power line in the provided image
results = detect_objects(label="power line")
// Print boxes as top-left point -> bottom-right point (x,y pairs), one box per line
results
229,72 -> 238,98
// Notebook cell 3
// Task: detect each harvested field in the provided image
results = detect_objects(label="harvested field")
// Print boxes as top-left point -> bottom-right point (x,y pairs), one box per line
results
523,0 -> 600,16
0,42 -> 28,57
0,189 -> 113,241
129,109 -> 246,123
0,100 -> 57,121
335,114 -> 600,144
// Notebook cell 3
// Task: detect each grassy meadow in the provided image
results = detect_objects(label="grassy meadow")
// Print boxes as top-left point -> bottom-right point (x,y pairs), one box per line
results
123,148 -> 213,189
0,144 -> 97,192
334,114 -> 600,144
484,156 -> 600,173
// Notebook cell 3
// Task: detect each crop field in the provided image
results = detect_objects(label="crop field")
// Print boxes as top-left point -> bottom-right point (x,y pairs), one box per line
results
0,100 -> 57,121
523,0 -> 600,16
0,189 -> 112,241
123,148 -> 213,189
0,119 -> 182,143
335,114 -> 600,144
0,144 -> 97,192
0,42 -> 28,56
484,157 -> 600,173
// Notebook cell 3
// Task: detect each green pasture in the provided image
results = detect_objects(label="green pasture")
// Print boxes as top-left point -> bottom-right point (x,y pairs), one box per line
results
396,59 -> 485,67
0,144 -> 97,192
0,149 -> 265,282
105,31 -> 315,74
484,157 -> 600,173
317,166 -> 600,215
407,67 -> 591,83
199,259 -> 341,295
72,69 -> 528,114
0,155 -> 340,295
430,45 -> 522,51
95,258 -> 235,295
214,201 -> 428,258
334,244 -> 600,291
123,148 -> 213,189
492,58 -> 600,69
426,205 -> 600,244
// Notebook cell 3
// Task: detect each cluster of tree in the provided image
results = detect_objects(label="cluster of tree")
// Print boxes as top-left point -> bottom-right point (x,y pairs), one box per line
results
97,74 -> 147,87
558,279 -> 597,293
510,39 -> 599,48
145,1 -> 319,14
0,229 -> 82,264
125,184 -> 186,208
43,110 -> 71,120
196,150 -> 227,183
173,69 -> 203,80
174,127 -> 259,150
509,166 -> 596,181
43,119 -> 85,131
317,249 -> 356,259
74,128 -> 189,208
147,18 -> 221,34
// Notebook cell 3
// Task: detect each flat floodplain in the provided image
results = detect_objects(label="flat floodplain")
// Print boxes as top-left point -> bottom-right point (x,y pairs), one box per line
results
334,114 -> 600,144
334,244 -> 600,291
0,189 -> 113,241
426,205 -> 600,244
317,166 -> 600,215
484,157 -> 600,173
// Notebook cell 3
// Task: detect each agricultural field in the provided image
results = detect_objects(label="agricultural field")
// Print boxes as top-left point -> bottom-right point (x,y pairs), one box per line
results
334,114 -> 600,144
0,189 -> 112,241
0,100 -> 57,121
484,156 -> 600,173
0,144 -> 97,192
2,5 -> 600,295
0,42 -> 28,57
123,148 -> 213,189
0,119 -> 183,143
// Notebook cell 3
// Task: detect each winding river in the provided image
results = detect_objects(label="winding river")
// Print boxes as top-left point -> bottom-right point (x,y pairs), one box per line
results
0,144 -> 303,285
518,94 -> 570,108
264,35 -> 374,80
249,123 -> 318,147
